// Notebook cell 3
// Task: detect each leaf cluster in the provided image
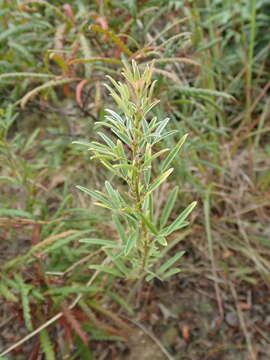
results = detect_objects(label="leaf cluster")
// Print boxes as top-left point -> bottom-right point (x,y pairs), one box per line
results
75,61 -> 196,280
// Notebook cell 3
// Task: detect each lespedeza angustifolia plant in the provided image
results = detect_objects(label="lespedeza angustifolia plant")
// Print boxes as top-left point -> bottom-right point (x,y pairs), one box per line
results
74,61 -> 196,281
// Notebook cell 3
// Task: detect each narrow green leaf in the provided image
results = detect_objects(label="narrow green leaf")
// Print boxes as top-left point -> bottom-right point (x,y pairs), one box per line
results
0,72 -> 54,81
143,148 -> 169,167
107,90 -> 128,115
79,34 -> 92,78
145,271 -> 162,282
105,109 -> 125,124
139,213 -> 159,235
76,186 -> 113,208
0,282 -> 18,302
116,140 -> 128,177
149,193 -> 154,222
47,286 -> 102,296
176,201 -> 197,222
142,193 -> 154,221
174,85 -> 233,100
161,134 -> 188,172
0,208 -> 34,219
113,163 -> 133,171
144,143 -> 152,185
98,132 -> 115,148
0,176 -> 20,186
110,127 -> 132,147
90,201 -> 113,209
89,265 -> 124,277
147,168 -> 173,195
160,201 -> 196,236
71,57 -> 121,65
106,290 -> 134,315
113,215 -> 128,244
74,337 -> 94,360
105,181 -> 120,206
142,117 -> 150,134
121,208 -> 138,225
0,23 -> 51,42
72,140 -> 92,148
160,221 -> 189,236
104,115 -> 122,129
32,290 -> 45,302
162,267 -> 181,279
145,274 -> 154,281
20,78 -> 75,108
124,231 -> 138,255
107,250 -> 131,274
89,142 -> 117,157
143,99 -> 159,116
116,139 -> 127,159
151,130 -> 178,145
156,236 -> 167,246
149,116 -> 158,130
155,118 -> 170,135
157,251 -> 185,274
80,238 -> 120,248
43,230 -> 93,254
159,186 -> 179,229
24,128 -> 40,152
100,160 -> 121,177
99,121 -> 131,146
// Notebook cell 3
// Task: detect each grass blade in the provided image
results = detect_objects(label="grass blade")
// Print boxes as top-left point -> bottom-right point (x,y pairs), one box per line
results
40,329 -> 56,360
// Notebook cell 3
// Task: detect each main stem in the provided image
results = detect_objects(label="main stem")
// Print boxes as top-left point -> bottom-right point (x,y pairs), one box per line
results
130,107 -> 150,271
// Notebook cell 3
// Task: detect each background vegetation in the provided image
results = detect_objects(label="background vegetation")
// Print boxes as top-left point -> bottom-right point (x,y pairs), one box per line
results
0,0 -> 269,359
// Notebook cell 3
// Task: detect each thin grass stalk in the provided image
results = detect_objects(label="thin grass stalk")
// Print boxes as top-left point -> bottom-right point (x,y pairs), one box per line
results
204,185 -> 223,320
245,0 -> 257,124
